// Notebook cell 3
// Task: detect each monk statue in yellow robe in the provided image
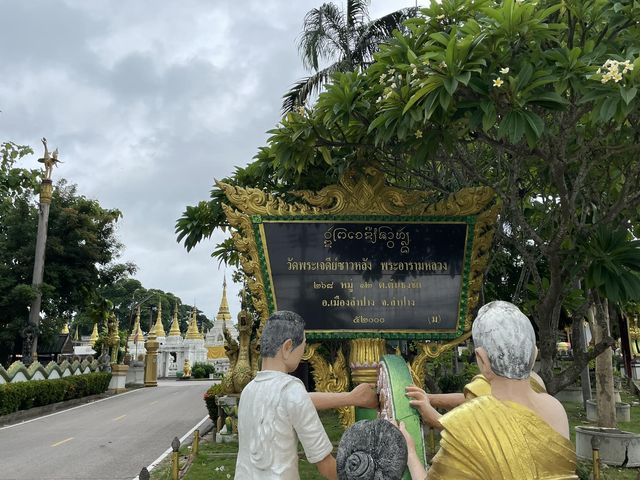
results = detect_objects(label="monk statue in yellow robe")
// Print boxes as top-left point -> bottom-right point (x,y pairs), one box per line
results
399,301 -> 577,480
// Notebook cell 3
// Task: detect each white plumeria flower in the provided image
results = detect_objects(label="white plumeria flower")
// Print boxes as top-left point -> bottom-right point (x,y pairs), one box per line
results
493,77 -> 504,87
500,67 -> 510,74
597,58 -> 634,83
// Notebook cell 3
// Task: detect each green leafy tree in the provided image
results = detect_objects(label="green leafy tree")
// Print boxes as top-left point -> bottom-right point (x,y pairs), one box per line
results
0,142 -> 38,365
283,0 -> 417,111
582,227 -> 640,427
0,175 -> 136,365
178,0 -> 640,395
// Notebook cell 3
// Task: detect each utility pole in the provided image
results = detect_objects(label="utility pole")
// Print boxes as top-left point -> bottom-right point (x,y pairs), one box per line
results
24,138 -> 61,365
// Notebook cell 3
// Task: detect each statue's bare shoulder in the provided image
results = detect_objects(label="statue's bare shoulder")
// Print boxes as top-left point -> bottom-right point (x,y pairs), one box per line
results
531,392 -> 570,439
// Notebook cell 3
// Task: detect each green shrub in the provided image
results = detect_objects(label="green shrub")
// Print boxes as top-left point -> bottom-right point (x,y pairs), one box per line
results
0,372 -> 112,416
437,363 -> 480,393
192,362 -> 216,378
204,383 -> 224,420
437,373 -> 468,393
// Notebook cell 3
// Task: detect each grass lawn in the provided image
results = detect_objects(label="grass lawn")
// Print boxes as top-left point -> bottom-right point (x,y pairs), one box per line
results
567,387 -> 640,480
151,388 -> 640,480
150,410 -> 343,480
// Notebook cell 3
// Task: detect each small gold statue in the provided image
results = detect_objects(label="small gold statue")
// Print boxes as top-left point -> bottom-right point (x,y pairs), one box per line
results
629,318 -> 640,358
183,359 -> 192,377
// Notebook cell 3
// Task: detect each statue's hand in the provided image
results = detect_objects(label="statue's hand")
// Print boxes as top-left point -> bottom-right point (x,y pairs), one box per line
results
349,383 -> 379,409
405,385 -> 432,420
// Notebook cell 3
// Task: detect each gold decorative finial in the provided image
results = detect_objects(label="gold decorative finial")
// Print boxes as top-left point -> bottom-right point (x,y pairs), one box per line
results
168,303 -> 182,337
151,297 -> 166,337
89,323 -> 99,347
61,323 -> 69,335
216,276 -> 232,322
129,305 -> 144,342
73,325 -> 79,342
185,307 -> 204,340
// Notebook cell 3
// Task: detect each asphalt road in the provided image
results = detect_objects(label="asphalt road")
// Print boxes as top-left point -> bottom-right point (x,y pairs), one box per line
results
0,380 -> 215,480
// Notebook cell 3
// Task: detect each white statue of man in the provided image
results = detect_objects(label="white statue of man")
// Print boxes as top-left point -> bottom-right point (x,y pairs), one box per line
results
235,311 -> 378,480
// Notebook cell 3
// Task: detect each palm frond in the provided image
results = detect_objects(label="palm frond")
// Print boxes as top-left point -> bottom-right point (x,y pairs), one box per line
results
281,61 -> 347,113
299,3 -> 347,71
347,0 -> 370,27
353,7 -> 418,63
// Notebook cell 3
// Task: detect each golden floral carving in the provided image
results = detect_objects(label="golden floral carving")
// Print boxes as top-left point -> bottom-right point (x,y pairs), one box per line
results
303,343 -> 354,428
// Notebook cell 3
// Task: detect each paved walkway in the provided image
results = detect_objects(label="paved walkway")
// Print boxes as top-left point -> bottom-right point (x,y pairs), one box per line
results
0,380 -> 214,480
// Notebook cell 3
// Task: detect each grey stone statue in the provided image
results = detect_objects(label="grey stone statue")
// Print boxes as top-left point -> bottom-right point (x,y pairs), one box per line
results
337,419 -> 407,480
97,351 -> 111,373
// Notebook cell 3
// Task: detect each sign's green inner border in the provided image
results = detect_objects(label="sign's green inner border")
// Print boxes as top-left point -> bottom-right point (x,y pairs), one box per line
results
251,214 -> 476,341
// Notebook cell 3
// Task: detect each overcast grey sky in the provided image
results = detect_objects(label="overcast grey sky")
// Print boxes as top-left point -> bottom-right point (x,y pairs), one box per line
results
0,0 -> 414,321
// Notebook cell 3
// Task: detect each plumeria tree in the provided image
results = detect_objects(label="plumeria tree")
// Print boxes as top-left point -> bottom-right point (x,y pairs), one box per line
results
178,0 -> 640,402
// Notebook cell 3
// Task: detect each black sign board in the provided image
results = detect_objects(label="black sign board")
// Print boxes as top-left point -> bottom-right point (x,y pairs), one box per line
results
254,217 -> 474,340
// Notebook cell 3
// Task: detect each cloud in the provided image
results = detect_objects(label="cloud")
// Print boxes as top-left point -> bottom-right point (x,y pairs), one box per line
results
0,0 -> 411,321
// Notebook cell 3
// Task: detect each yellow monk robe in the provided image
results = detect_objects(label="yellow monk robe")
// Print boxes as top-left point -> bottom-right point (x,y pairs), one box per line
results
464,373 -> 546,400
428,396 -> 577,480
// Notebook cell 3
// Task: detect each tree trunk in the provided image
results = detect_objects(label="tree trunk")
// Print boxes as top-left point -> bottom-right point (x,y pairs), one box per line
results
617,309 -> 632,379
538,319 -> 558,393
591,301 -> 616,428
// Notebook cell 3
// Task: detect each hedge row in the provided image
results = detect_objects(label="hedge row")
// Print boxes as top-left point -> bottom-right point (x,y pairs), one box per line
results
0,372 -> 112,416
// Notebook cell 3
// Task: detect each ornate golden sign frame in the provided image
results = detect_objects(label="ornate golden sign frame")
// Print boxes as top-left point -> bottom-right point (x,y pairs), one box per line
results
220,168 -> 500,405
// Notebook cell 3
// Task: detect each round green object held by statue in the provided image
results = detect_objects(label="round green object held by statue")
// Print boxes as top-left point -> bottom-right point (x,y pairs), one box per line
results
377,354 -> 427,479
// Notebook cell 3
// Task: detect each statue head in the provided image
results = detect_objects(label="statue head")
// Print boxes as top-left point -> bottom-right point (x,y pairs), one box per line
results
260,310 -> 305,359
472,301 -> 536,380
337,419 -> 407,480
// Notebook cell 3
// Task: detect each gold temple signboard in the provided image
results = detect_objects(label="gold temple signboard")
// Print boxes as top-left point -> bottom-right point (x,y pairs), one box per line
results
220,169 -> 499,341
